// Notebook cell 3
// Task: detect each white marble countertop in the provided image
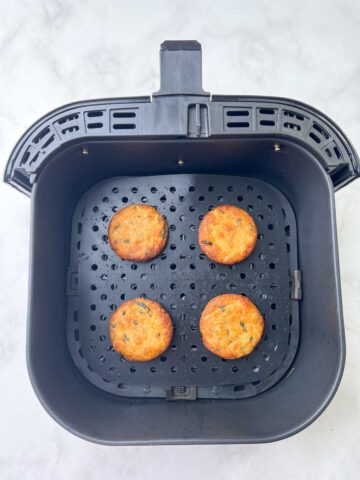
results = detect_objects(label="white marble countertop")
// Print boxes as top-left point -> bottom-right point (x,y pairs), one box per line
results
1,1 -> 359,478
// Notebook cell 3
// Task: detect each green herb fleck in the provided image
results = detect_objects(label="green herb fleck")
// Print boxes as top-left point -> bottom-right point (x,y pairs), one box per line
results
122,310 -> 126,316
249,336 -> 253,342
133,319 -> 139,325
236,219 -> 242,225
201,240 -> 213,246
240,321 -> 248,332
113,224 -> 121,231
111,323 -> 116,329
220,306 -> 226,312
123,239 -> 130,244
162,225 -> 168,239
123,334 -> 129,342
136,301 -> 150,312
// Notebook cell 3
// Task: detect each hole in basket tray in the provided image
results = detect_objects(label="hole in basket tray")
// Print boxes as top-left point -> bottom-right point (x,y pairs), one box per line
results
233,384 -> 245,392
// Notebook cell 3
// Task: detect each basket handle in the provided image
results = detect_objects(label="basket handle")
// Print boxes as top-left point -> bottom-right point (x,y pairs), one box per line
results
153,40 -> 209,97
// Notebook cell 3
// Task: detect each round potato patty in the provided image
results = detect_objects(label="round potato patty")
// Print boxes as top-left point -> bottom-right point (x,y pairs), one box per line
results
110,298 -> 173,361
198,205 -> 257,264
108,204 -> 168,262
200,294 -> 264,360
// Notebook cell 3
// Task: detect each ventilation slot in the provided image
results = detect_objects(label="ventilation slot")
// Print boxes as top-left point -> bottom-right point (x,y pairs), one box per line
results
323,141 -> 343,161
283,110 -> 304,121
226,110 -> 249,117
62,125 -> 80,135
42,134 -> 55,149
257,107 -> 277,130
260,120 -> 275,126
259,108 -> 275,115
284,122 -> 301,131
56,113 -> 81,137
29,151 -> 40,167
85,110 -> 106,131
313,122 -> 330,140
309,132 -> 321,144
224,108 -> 251,131
113,112 -> 136,118
308,122 -> 331,146
58,114 -> 79,125
86,111 -> 104,118
113,124 -> 136,130
33,127 -> 50,145
281,109 -> 306,135
334,145 -> 341,159
20,148 -> 42,168
227,122 -> 250,128
20,150 -> 31,166
111,109 -> 138,132
30,126 -> 56,151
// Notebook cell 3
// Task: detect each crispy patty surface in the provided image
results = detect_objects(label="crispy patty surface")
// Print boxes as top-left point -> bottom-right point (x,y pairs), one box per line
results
108,204 -> 168,262
200,293 -> 264,360
110,298 -> 173,362
198,205 -> 257,264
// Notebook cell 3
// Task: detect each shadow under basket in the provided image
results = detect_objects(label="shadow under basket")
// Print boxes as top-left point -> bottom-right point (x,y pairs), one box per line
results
5,41 -> 359,444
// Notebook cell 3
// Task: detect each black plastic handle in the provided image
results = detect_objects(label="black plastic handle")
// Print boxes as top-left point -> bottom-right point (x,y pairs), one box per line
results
153,40 -> 209,97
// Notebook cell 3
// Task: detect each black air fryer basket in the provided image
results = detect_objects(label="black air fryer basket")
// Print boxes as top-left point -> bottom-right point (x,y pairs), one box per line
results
5,41 -> 359,444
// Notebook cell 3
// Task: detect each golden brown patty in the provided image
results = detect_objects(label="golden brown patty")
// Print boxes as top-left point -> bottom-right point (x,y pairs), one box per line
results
110,298 -> 173,362
200,294 -> 264,360
108,204 -> 168,262
198,205 -> 257,264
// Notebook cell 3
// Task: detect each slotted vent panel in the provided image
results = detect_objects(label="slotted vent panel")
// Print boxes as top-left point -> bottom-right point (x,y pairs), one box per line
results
111,109 -> 138,132
54,113 -> 82,138
256,107 -> 278,130
224,107 -> 252,131
307,121 -> 331,147
280,109 -> 309,135
84,110 -> 107,132
19,126 -> 57,170
323,140 -> 343,163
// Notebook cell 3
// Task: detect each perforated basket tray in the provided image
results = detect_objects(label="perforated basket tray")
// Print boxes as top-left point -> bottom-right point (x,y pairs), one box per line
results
67,173 -> 299,399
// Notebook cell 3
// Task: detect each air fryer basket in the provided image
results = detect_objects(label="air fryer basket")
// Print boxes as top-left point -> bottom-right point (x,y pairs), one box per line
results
4,41 -> 359,444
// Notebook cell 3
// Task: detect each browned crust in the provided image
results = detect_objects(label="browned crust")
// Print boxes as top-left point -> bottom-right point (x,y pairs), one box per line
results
110,298 -> 173,362
108,204 -> 168,262
199,293 -> 264,360
198,205 -> 257,265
